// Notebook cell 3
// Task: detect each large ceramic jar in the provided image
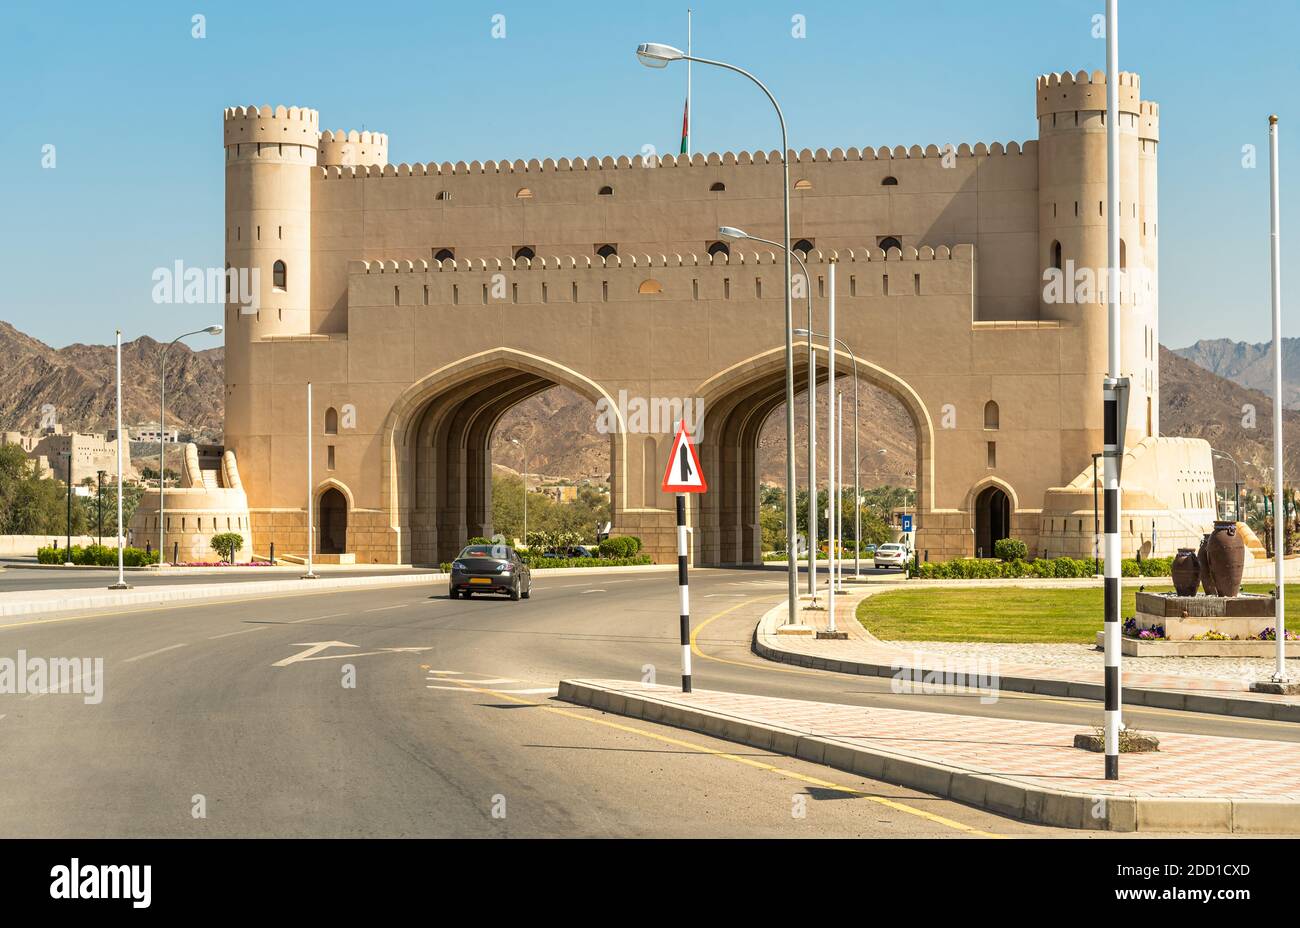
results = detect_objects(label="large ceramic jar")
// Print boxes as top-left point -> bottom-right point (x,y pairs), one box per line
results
1171,548 -> 1199,596
1198,534 -> 1219,596
1206,521 -> 1246,598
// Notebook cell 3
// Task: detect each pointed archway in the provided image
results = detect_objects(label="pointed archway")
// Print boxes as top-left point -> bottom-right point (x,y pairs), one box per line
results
974,485 -> 1010,558
319,487 -> 348,554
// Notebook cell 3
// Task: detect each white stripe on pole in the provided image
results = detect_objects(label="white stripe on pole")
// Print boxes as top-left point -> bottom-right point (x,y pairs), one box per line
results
827,260 -> 836,632
677,493 -> 692,691
686,9 -> 692,159
1270,115 -> 1287,681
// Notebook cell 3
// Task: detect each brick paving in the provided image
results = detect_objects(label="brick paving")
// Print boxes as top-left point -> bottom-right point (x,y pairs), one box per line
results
581,677 -> 1300,800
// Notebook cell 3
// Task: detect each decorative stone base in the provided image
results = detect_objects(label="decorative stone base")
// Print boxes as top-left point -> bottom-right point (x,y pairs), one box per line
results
1096,631 -> 1300,657
1134,591 -> 1277,640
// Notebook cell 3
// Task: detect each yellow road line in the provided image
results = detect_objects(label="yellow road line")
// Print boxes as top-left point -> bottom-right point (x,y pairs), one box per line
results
439,663 -> 1002,837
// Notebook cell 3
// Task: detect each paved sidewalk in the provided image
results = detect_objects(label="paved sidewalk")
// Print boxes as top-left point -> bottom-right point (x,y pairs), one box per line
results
756,583 -> 1300,722
559,677 -> 1300,832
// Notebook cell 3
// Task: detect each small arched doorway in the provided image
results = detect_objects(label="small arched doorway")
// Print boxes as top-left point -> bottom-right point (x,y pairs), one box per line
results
319,488 -> 348,555
974,485 -> 1010,558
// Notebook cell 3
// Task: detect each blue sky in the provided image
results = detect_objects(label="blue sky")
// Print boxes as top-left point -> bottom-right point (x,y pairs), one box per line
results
0,0 -> 1295,350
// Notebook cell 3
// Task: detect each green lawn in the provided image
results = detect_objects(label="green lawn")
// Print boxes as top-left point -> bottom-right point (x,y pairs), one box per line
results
856,583 -> 1297,644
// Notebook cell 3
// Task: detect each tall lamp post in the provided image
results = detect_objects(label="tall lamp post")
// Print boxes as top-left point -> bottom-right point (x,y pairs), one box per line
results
158,325 -> 223,565
96,469 -> 106,546
1210,449 -> 1241,520
721,227 -> 817,597
61,451 -> 73,566
1268,113 -> 1286,683
796,328 -> 862,578
511,437 -> 529,545
638,42 -> 799,626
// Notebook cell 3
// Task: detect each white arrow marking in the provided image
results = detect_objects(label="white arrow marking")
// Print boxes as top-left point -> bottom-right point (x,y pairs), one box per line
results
273,641 -> 358,667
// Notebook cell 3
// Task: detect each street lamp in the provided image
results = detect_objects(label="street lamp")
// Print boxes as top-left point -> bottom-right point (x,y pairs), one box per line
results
97,469 -> 106,546
158,325 -> 223,565
511,437 -> 528,545
1210,448 -> 1241,521
727,227 -> 818,598
641,43 -> 799,626
61,450 -> 73,566
796,327 -> 863,578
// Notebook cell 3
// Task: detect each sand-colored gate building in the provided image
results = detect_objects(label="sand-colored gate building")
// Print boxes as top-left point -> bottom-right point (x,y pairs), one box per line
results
132,68 -> 1220,566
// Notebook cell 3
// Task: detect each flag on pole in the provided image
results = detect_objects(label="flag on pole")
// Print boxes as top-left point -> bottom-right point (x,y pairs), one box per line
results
680,98 -> 689,155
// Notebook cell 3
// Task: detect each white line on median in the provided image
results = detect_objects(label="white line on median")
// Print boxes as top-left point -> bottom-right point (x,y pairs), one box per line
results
122,643 -> 187,663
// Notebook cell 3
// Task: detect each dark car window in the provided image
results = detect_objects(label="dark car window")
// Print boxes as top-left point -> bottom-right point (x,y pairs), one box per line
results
459,545 -> 506,558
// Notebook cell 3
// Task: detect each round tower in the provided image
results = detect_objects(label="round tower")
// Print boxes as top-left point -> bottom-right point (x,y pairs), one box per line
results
317,129 -> 389,169
223,104 -> 318,340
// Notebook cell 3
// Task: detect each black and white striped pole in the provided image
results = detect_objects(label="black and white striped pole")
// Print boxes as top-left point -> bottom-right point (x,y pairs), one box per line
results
662,419 -> 707,694
1102,0 -> 1126,780
677,493 -> 692,692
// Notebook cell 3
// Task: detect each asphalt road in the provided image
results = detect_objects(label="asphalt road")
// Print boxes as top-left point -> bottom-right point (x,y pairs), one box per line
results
0,566 -> 1287,838
0,563 -> 434,593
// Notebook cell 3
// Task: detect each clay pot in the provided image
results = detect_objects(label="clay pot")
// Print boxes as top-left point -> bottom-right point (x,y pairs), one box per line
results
1206,520 -> 1245,598
1171,548 -> 1199,596
1198,534 -> 1218,596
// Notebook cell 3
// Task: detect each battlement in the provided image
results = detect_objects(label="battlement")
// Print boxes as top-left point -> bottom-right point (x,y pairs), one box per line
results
348,243 -> 973,276
1035,69 -> 1143,119
223,104 -> 320,148
318,129 -> 389,168
313,141 -> 1036,182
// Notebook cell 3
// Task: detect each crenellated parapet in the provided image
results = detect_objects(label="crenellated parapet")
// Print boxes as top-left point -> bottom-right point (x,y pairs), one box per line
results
349,243 -> 972,275
1035,69 -> 1142,117
223,104 -> 320,149
318,129 -> 389,168
313,142 -> 1036,181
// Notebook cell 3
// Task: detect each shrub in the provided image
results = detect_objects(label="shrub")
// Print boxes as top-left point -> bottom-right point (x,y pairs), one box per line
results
993,538 -> 1028,562
466,536 -> 492,546
598,536 -> 640,559
210,532 -> 245,564
36,544 -> 159,567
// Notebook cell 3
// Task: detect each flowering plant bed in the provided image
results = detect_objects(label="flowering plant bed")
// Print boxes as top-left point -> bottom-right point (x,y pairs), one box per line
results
178,561 -> 275,567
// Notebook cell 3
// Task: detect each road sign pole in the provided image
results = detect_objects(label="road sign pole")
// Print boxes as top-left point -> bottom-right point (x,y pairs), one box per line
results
677,493 -> 692,693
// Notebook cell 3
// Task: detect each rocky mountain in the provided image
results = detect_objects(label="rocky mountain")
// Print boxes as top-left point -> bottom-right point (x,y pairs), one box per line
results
0,320 -> 223,439
1173,338 -> 1300,410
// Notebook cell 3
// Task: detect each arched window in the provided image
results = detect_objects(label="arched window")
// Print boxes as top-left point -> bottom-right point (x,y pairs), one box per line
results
709,181 -> 726,192
794,179 -> 812,191
597,185 -> 613,196
707,241 -> 730,258
515,187 -> 533,199
325,407 -> 339,435
435,190 -> 450,201
878,236 -> 902,253
595,244 -> 617,259
1119,239 -> 1127,270
638,279 -> 663,295
983,400 -> 1000,430
434,248 -> 454,262
1050,240 -> 1063,270
514,246 -> 535,261
881,176 -> 899,186
272,260 -> 287,290
792,239 -> 814,257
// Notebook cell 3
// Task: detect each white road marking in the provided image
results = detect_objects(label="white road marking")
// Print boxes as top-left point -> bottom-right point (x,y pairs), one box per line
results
208,626 -> 268,640
273,641 -> 432,667
364,604 -> 408,613
457,677 -> 517,685
581,589 -> 606,594
122,643 -> 187,663
425,670 -> 462,675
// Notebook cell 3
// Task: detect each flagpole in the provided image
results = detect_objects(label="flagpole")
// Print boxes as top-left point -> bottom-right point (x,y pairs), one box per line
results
686,8 -> 692,158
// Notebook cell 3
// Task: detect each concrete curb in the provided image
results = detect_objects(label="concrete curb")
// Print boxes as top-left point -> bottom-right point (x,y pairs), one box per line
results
557,679 -> 1300,833
0,572 -> 445,620
754,601 -> 1300,724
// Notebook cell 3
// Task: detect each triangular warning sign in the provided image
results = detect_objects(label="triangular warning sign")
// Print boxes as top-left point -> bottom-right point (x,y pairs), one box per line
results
661,419 -> 707,493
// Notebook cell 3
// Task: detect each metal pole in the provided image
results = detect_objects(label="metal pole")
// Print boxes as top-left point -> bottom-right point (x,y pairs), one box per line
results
1102,0 -> 1123,780
1092,453 -> 1101,576
159,344 -> 167,565
835,391 -> 845,596
1270,114 -> 1286,681
64,453 -> 72,564
677,493 -> 692,692
827,260 -> 836,629
685,10 -> 691,159
303,381 -> 318,579
97,471 -> 103,546
111,330 -> 129,589
852,355 -> 860,579
808,343 -> 817,598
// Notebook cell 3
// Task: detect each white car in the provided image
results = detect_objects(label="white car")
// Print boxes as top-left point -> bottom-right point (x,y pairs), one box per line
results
873,543 -> 910,570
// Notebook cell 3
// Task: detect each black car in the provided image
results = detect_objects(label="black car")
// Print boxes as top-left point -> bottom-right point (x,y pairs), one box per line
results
449,544 -> 532,600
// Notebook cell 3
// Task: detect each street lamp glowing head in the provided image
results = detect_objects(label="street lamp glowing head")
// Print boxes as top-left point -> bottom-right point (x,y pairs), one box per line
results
636,43 -> 684,68
205,325 -> 224,336
718,226 -> 749,241
794,328 -> 811,337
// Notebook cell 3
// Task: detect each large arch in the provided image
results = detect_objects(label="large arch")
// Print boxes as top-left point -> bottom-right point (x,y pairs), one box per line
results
379,348 -> 629,565
692,344 -> 935,566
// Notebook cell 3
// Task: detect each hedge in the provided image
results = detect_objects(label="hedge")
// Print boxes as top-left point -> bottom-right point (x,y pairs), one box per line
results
993,538 -> 1028,562
910,555 -> 1173,580
37,544 -> 160,567
597,536 -> 642,558
441,555 -> 653,572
